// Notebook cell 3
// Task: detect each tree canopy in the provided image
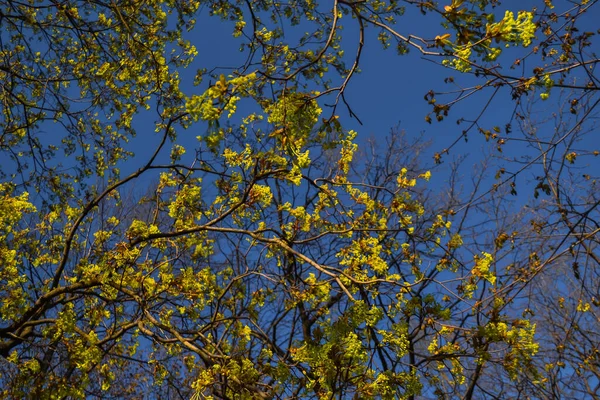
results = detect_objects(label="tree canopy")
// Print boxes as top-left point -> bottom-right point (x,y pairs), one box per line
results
0,0 -> 598,398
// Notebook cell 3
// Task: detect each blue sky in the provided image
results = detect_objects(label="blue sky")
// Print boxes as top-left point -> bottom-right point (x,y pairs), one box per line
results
124,4 -> 500,175
118,1 -> 596,213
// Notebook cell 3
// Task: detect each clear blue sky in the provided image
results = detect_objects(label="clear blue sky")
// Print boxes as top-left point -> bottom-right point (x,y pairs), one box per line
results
123,1 -> 600,214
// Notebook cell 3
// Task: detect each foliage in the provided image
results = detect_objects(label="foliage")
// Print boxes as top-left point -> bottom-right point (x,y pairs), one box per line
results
0,0 -> 598,398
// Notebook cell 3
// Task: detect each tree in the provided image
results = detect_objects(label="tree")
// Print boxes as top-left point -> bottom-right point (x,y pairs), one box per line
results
0,0 -> 598,398
485,92 -> 600,399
